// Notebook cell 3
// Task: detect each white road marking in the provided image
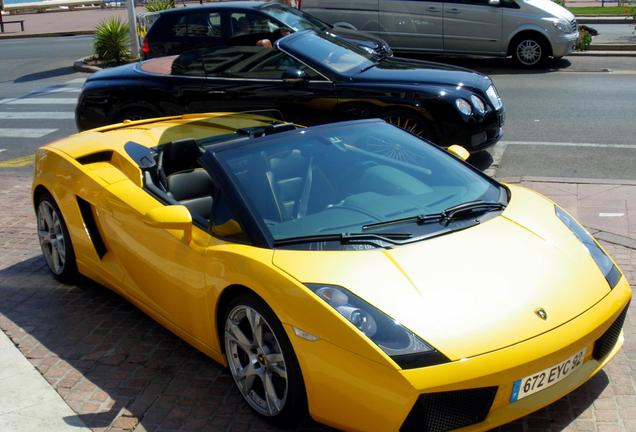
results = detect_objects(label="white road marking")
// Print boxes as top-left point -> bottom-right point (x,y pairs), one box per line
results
6,98 -> 77,105
0,128 -> 57,138
0,112 -> 75,119
599,213 -> 625,217
65,78 -> 86,84
484,141 -> 509,177
29,87 -> 81,95
502,141 -> 636,149
0,149 -> 6,153
0,98 -> 16,105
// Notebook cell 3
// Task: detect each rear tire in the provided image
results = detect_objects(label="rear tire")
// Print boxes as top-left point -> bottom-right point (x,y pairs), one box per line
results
512,36 -> 548,67
222,294 -> 307,424
36,191 -> 77,283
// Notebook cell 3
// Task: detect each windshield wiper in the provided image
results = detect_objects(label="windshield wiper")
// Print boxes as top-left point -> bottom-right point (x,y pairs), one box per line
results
362,200 -> 505,231
273,232 -> 413,247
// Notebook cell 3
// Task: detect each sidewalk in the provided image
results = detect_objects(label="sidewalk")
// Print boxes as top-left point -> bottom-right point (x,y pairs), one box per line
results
0,168 -> 635,431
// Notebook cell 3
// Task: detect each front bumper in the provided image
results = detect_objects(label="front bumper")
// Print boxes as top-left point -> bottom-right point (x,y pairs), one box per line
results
552,31 -> 579,58
291,275 -> 631,432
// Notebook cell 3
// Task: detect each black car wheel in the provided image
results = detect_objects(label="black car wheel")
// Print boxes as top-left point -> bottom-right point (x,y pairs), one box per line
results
36,191 -> 77,283
382,110 -> 435,143
513,36 -> 547,67
223,294 -> 307,423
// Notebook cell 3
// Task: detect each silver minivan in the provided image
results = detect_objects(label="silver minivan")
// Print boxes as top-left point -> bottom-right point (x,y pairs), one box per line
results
301,0 -> 578,66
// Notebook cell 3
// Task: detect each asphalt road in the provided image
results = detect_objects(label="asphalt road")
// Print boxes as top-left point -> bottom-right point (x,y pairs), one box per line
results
0,35 -> 635,180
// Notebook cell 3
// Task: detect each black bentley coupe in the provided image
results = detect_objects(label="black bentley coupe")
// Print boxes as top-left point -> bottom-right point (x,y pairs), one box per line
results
76,30 -> 505,152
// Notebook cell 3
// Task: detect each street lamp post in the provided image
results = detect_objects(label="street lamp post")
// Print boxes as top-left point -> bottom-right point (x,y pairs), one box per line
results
127,0 -> 140,59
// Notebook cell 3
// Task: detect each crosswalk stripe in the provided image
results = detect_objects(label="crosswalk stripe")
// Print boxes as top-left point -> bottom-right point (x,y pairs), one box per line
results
0,154 -> 35,168
30,87 -> 82,95
0,128 -> 57,138
5,98 -> 77,105
0,112 -> 75,119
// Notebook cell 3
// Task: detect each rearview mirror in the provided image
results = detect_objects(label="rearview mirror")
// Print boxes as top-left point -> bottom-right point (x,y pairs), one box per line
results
282,67 -> 307,85
143,205 -> 192,242
447,145 -> 470,161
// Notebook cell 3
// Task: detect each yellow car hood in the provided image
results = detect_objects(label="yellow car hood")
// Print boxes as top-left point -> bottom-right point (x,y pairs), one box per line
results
273,185 -> 613,360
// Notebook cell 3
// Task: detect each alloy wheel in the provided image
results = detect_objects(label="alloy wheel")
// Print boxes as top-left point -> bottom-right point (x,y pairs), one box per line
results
516,39 -> 542,66
37,200 -> 66,275
224,305 -> 288,417
384,114 -> 430,140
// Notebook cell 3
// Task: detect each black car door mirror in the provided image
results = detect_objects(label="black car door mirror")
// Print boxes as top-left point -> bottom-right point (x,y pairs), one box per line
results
282,67 -> 307,85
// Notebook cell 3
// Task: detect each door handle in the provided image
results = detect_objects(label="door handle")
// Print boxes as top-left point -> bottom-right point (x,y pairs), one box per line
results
446,8 -> 461,13
426,6 -> 441,12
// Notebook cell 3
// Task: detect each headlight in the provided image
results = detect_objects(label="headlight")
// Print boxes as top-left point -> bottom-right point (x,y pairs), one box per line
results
306,284 -> 449,368
455,98 -> 472,116
555,206 -> 622,288
486,85 -> 503,110
470,95 -> 486,114
552,19 -> 571,33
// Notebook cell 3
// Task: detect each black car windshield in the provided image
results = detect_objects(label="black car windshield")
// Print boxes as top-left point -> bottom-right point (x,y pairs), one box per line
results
214,121 -> 504,243
278,31 -> 374,75
261,4 -> 329,32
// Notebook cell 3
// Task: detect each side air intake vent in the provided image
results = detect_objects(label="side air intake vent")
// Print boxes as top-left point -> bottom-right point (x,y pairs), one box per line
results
76,197 -> 107,259
77,151 -> 113,165
593,306 -> 628,361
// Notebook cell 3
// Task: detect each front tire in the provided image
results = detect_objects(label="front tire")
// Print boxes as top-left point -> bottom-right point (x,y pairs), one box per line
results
513,36 -> 548,67
223,294 -> 307,423
36,191 -> 77,283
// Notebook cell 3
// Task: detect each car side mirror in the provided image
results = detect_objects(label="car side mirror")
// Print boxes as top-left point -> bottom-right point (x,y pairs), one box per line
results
212,218 -> 244,238
447,145 -> 470,161
143,205 -> 193,243
488,0 -> 501,5
282,67 -> 307,85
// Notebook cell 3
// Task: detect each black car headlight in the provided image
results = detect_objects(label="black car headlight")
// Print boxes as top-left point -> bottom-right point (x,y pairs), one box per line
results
306,284 -> 449,369
555,206 -> 622,288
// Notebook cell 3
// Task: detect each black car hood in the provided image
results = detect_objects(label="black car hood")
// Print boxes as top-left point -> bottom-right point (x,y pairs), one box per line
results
330,27 -> 387,50
353,57 -> 489,90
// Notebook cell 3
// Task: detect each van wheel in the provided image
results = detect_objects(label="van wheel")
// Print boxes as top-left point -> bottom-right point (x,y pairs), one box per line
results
513,36 -> 547,67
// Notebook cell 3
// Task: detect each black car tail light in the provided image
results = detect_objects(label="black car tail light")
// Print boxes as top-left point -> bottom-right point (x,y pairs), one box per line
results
142,37 -> 151,55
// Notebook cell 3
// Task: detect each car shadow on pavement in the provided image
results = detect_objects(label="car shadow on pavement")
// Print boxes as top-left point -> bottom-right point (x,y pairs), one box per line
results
14,66 -> 78,83
399,54 -> 574,75
0,255 -> 332,432
0,255 -> 610,432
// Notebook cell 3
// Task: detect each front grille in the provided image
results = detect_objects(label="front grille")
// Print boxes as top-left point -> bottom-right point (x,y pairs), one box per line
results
593,306 -> 628,360
400,387 -> 498,432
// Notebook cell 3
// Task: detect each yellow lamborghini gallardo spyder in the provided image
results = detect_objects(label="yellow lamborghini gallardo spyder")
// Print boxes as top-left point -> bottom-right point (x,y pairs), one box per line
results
33,113 -> 630,432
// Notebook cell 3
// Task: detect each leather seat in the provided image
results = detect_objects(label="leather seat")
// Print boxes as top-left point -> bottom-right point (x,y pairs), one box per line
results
167,169 -> 215,224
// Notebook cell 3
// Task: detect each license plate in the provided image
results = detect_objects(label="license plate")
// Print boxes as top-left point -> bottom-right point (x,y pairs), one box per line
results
510,348 -> 586,402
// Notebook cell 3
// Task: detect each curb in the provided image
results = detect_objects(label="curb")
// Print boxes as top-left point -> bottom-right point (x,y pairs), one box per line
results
498,176 -> 636,186
571,50 -> 636,56
577,16 -> 635,24
73,56 -> 101,73
0,30 -> 93,40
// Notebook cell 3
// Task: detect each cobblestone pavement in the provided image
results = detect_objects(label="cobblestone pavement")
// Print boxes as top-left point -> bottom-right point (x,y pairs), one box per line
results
1,170 -> 635,432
